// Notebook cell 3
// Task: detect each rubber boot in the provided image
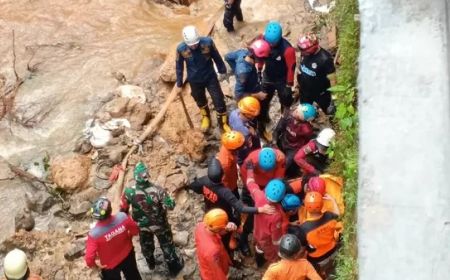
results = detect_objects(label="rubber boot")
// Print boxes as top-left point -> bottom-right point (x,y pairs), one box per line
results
217,112 -> 231,132
146,255 -> 155,270
238,233 -> 251,257
200,106 -> 211,132
255,250 -> 266,268
167,256 -> 184,278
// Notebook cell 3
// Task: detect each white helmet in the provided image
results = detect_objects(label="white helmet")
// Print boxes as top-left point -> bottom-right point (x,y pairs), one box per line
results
3,249 -> 28,280
316,128 -> 336,147
182,25 -> 200,46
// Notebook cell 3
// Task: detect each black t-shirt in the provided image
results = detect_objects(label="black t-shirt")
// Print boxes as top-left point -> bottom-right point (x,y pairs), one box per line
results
297,48 -> 335,94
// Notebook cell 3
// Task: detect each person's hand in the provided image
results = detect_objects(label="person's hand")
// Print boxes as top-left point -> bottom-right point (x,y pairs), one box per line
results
95,259 -> 107,269
253,91 -> 267,100
225,222 -> 237,231
258,204 -> 276,215
322,193 -> 331,200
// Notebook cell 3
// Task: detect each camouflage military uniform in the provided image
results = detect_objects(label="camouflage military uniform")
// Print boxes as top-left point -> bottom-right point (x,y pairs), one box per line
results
120,163 -> 184,276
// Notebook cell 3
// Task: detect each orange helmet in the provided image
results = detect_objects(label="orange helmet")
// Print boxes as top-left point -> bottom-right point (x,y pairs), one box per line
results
304,191 -> 323,213
203,208 -> 229,232
221,131 -> 245,150
238,96 -> 260,117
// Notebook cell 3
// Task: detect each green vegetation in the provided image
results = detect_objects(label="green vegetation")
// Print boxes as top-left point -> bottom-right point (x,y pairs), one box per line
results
329,0 -> 359,278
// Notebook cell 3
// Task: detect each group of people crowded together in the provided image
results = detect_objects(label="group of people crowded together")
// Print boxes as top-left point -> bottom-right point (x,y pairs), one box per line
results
2,11 -> 342,280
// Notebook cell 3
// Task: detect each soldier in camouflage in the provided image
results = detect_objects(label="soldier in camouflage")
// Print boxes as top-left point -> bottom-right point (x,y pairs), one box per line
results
120,162 -> 184,277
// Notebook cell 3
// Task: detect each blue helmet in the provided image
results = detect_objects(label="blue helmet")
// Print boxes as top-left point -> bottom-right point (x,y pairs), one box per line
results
258,147 -> 276,171
265,179 -> 286,202
299,103 -> 317,121
264,21 -> 282,45
281,194 -> 301,211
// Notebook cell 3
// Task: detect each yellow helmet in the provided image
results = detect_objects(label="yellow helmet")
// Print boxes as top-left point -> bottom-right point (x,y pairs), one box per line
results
203,208 -> 229,232
238,96 -> 260,117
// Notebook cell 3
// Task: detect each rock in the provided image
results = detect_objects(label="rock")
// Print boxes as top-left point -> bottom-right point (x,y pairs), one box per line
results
183,248 -> 196,259
0,157 -> 14,180
102,97 -> 129,118
117,85 -> 146,104
73,138 -> 92,154
159,52 -> 177,82
165,173 -> 187,192
54,270 -> 65,280
105,145 -> 128,164
69,200 -> 91,217
173,230 -> 189,246
50,155 -> 91,192
128,103 -> 151,130
176,155 -> 190,167
15,208 -> 35,232
64,239 -> 85,261
25,192 -> 56,213
49,204 -> 65,218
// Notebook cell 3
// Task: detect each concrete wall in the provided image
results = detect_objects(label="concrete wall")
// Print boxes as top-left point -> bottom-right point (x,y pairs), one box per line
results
358,0 -> 450,279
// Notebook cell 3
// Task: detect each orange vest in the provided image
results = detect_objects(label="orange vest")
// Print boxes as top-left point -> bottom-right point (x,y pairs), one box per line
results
217,146 -> 238,191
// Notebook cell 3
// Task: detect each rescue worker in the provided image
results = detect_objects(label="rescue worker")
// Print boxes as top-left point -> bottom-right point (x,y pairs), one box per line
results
188,157 -> 275,252
273,103 -> 317,178
262,234 -> 322,280
120,162 -> 184,277
280,194 -> 301,233
224,39 -> 271,101
246,162 -> 286,266
297,33 -> 337,115
2,249 -> 42,280
85,197 -> 142,280
217,130 -> 246,195
176,25 -> 230,132
223,0 -> 243,32
228,96 -> 261,165
285,176 -> 326,200
289,192 -> 343,276
195,209 -> 237,280
294,128 -> 336,176
258,21 -> 297,141
239,147 -> 286,255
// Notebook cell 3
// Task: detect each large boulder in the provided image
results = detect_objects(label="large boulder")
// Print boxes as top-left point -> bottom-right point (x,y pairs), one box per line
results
50,155 -> 91,192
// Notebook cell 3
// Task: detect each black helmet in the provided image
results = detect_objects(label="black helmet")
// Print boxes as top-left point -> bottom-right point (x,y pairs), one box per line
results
207,157 -> 224,184
279,234 -> 302,259
91,197 -> 112,220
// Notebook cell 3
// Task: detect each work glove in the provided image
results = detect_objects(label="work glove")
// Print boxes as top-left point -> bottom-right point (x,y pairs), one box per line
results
164,196 -> 176,209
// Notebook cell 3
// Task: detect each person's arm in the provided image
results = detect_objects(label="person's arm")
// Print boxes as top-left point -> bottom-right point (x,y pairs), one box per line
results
160,187 -> 176,210
84,235 -> 98,268
187,176 -> 207,194
235,72 -> 248,100
270,216 -> 283,245
224,50 -> 238,73
284,46 -> 297,87
210,40 -> 227,74
220,187 -> 274,214
305,260 -> 323,280
324,53 -> 337,87
125,215 -> 139,236
175,47 -> 185,87
293,142 -> 318,175
323,194 -> 340,216
119,192 -> 130,213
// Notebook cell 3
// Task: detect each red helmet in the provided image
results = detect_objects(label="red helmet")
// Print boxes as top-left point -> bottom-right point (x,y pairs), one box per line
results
249,39 -> 271,59
297,33 -> 319,55
307,177 -> 326,195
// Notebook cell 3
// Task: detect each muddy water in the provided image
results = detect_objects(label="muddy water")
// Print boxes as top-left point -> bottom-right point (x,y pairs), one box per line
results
0,0 -> 220,163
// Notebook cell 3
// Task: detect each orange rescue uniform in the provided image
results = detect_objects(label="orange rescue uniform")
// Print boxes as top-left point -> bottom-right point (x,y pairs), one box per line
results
194,222 -> 231,280
262,258 -> 322,280
217,146 -> 239,191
